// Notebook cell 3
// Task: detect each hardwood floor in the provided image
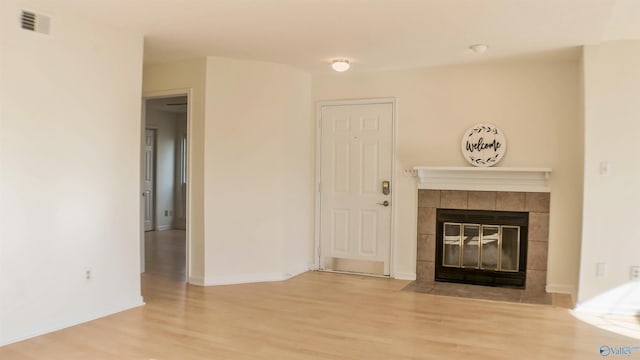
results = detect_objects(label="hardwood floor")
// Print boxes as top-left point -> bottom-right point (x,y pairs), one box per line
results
143,229 -> 186,282
1,231 -> 637,359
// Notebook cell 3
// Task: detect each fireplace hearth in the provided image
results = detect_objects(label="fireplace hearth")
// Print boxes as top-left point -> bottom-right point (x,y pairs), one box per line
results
435,209 -> 528,288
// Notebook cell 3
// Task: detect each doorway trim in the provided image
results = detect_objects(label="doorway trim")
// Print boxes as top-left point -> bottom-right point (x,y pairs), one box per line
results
314,97 -> 398,278
141,88 -> 192,280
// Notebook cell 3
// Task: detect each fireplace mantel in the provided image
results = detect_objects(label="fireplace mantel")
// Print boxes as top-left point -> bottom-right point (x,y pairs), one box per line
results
413,166 -> 552,193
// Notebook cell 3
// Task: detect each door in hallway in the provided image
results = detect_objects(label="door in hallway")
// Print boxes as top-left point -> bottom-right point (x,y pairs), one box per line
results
143,129 -> 155,231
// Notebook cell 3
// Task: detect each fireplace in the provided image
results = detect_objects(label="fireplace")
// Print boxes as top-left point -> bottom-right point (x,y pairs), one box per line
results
435,209 -> 528,288
416,189 -> 550,295
412,167 -> 551,299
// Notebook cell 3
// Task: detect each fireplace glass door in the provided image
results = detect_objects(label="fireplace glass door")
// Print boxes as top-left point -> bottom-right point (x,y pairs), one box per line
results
481,225 -> 499,270
462,224 -> 480,268
442,222 -> 520,272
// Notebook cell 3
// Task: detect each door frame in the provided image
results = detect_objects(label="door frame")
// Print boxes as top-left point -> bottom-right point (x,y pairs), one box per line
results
140,89 -> 192,278
314,98 -> 398,277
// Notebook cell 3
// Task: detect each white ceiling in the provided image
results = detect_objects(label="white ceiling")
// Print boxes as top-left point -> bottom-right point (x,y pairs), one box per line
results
37,0 -> 640,73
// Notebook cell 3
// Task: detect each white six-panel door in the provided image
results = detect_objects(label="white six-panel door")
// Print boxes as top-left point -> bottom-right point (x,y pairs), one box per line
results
319,102 -> 393,276
143,129 -> 155,232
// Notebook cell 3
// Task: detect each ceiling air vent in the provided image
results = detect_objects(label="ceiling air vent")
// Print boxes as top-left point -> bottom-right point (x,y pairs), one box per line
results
20,10 -> 51,35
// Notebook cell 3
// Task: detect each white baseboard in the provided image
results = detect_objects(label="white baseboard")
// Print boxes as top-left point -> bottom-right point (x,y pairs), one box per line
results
155,225 -> 173,231
189,267 -> 311,287
546,284 -> 576,305
0,297 -> 144,347
394,272 -> 417,281
204,273 -> 290,286
188,275 -> 205,286
545,284 -> 576,295
286,264 -> 315,278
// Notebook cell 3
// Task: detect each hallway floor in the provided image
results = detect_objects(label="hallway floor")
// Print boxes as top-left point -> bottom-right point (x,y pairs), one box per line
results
144,229 -> 186,282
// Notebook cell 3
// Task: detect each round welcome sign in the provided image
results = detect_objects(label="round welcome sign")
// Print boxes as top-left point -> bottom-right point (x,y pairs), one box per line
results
461,123 -> 507,167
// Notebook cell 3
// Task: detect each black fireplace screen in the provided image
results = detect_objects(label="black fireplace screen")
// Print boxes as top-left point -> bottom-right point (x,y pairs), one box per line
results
436,209 -> 528,288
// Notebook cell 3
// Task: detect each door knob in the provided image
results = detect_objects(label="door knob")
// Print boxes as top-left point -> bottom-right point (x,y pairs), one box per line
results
377,200 -> 390,207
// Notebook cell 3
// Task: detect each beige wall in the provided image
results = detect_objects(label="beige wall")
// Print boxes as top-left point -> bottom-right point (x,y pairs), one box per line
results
0,0 -> 144,345
143,58 -> 207,281
143,57 -> 314,284
312,60 -> 584,294
579,40 -> 640,308
203,57 -> 313,282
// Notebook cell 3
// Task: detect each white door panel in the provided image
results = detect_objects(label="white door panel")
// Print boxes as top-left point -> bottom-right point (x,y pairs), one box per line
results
144,129 -> 155,231
319,102 -> 393,275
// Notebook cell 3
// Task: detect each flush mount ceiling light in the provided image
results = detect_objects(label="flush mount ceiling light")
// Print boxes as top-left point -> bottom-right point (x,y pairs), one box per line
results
469,44 -> 489,53
331,59 -> 350,72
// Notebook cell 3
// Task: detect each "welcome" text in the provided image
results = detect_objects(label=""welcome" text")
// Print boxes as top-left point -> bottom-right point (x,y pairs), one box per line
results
465,137 -> 502,153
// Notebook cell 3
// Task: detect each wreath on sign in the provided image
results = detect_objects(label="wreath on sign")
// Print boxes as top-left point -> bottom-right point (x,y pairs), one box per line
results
470,125 -> 498,135
469,153 -> 501,166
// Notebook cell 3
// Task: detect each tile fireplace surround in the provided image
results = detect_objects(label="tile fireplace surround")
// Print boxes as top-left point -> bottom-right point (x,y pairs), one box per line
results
412,167 -> 552,303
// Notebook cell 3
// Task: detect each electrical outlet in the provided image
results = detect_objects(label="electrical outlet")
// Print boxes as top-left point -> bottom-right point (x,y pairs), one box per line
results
596,262 -> 607,277
631,266 -> 640,281
84,268 -> 92,280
